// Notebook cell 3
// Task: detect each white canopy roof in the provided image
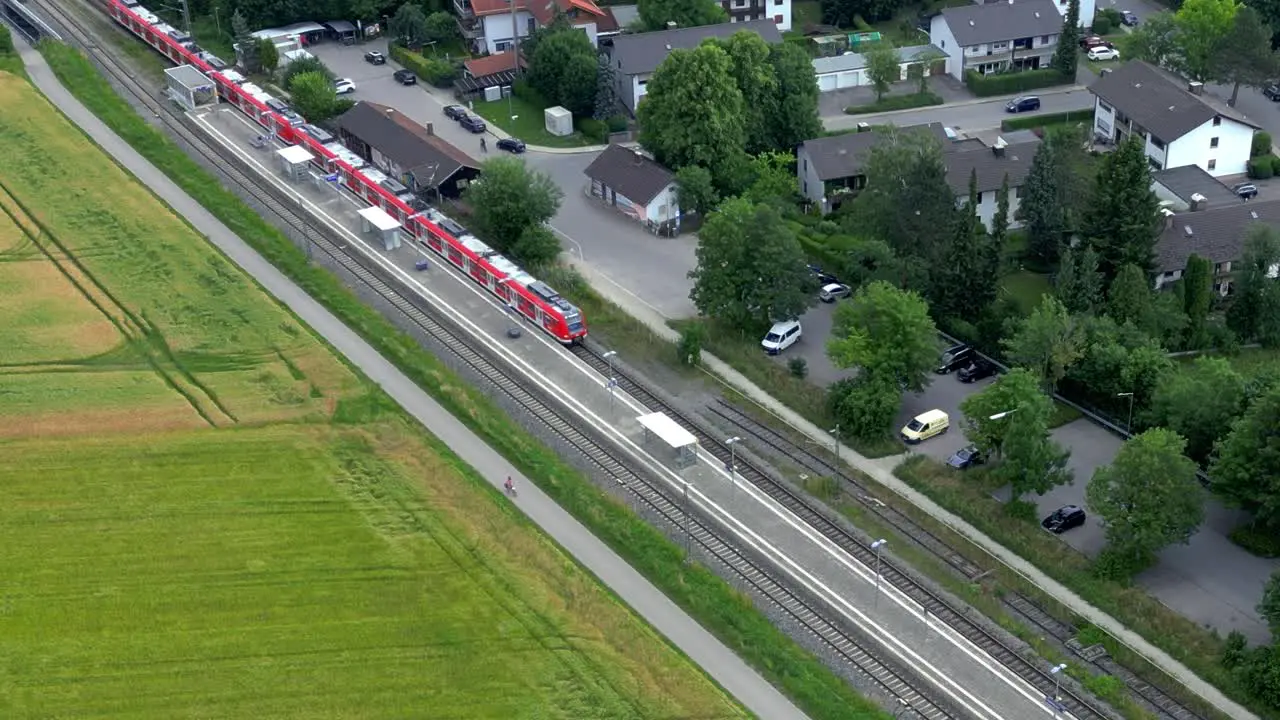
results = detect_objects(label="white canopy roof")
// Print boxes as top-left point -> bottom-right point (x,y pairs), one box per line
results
358,206 -> 400,232
277,144 -> 313,164
636,413 -> 696,449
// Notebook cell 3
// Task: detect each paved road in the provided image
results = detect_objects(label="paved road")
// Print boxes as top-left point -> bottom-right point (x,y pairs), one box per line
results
13,37 -> 810,720
824,86 -> 1096,134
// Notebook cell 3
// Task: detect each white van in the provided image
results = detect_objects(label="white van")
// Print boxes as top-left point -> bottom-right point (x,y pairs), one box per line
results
761,320 -> 802,355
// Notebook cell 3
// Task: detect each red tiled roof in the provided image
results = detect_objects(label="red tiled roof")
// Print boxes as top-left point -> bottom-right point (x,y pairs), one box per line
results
472,0 -> 605,22
464,51 -> 525,78
470,0 -> 523,16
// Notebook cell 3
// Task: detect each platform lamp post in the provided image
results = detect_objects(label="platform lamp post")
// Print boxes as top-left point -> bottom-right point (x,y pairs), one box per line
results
726,436 -> 741,498
1049,663 -> 1068,716
1117,391 -> 1135,435
682,481 -> 692,561
871,538 -> 887,607
830,425 -> 841,470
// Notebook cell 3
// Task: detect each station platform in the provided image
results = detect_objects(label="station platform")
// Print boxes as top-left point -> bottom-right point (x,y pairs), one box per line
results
192,103 -> 1070,720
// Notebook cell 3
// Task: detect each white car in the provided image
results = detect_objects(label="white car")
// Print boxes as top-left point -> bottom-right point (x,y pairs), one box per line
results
1087,46 -> 1120,61
761,320 -> 802,355
334,78 -> 355,95
819,282 -> 851,303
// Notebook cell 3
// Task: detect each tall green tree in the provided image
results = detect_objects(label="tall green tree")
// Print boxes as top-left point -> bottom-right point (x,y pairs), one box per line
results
1211,386 -> 1280,531
767,43 -> 822,151
1182,254 -> 1214,348
1106,263 -> 1154,327
828,281 -> 938,392
999,409 -> 1073,501
1084,137 -> 1162,280
638,44 -> 745,184
638,0 -> 726,30
991,174 -> 1011,253
1055,246 -> 1105,314
934,171 -> 998,321
743,151 -> 799,207
960,368 -> 1053,458
687,198 -> 812,329
1212,6 -> 1277,105
528,28 -> 598,116
1051,0 -> 1081,76
828,374 -> 903,440
1173,0 -> 1241,81
1227,224 -> 1280,343
1148,357 -> 1245,465
1018,126 -> 1090,267
1127,12 -> 1182,69
281,55 -> 335,87
674,165 -> 718,216
256,38 -> 279,75
718,32 -> 776,154
389,3 -> 430,47
1260,572 -> 1280,640
463,157 -> 563,255
864,42 -> 900,101
593,52 -> 621,121
1004,295 -> 1084,391
1087,428 -> 1205,576
424,11 -> 459,44
232,10 -> 259,73
288,71 -> 350,123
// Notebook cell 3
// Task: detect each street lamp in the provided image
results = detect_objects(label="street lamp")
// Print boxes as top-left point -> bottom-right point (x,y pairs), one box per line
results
829,425 -> 841,469
682,481 -> 692,560
989,408 -> 1019,421
1049,662 -> 1068,717
1117,392 -> 1135,434
871,538 -> 887,607
726,437 -> 742,497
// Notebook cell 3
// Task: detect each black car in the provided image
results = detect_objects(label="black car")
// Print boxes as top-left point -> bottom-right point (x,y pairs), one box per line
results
1042,505 -> 1087,534
1120,10 -> 1139,26
958,358 -> 998,383
1234,183 -> 1259,200
936,344 -> 972,374
393,69 -> 417,85
497,137 -> 526,153
946,444 -> 984,469
1267,85 -> 1280,101
806,264 -> 839,285
459,115 -> 487,133
364,50 -> 386,65
1005,96 -> 1041,113
444,104 -> 468,120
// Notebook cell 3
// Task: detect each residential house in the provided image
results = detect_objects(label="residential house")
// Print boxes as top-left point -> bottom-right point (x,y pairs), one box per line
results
335,101 -> 482,198
1090,61 -> 1258,177
812,44 -> 945,92
583,144 -> 681,233
719,0 -> 792,31
455,0 -> 612,55
609,19 -> 783,114
1154,199 -> 1280,294
973,0 -> 1096,27
929,0 -> 1064,81
1151,165 -> 1240,212
796,124 -> 1039,229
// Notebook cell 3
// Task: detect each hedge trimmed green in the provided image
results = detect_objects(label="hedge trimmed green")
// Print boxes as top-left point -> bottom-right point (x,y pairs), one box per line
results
390,44 -> 456,87
845,91 -> 943,114
1000,108 -> 1094,131
964,68 -> 1073,97
36,39 -> 893,720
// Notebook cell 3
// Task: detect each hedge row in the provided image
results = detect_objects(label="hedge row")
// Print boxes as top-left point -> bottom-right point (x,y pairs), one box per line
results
964,68 -> 1073,97
575,115 -> 628,143
844,90 -> 943,115
1000,108 -> 1095,131
389,44 -> 457,88
1247,154 -> 1280,179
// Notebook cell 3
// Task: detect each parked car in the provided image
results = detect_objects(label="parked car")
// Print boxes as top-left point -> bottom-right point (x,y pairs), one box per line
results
496,137 -> 526,153
819,282 -> 851,303
1042,505 -> 1087,534
393,69 -> 417,85
364,50 -> 386,65
459,115 -> 487,133
901,409 -> 950,444
936,344 -> 973,374
958,358 -> 998,383
1087,46 -> 1121,61
1266,85 -> 1280,101
1005,96 -> 1041,113
1234,183 -> 1259,200
334,78 -> 355,95
807,264 -> 839,285
1120,10 -> 1139,25
761,320 -> 802,354
444,104 -> 468,120
947,444 -> 984,469
1079,35 -> 1111,50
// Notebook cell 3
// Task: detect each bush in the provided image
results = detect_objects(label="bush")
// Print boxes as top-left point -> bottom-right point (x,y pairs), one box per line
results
1248,157 -> 1275,179
1092,17 -> 1114,34
964,68 -> 1073,97
389,45 -> 456,87
0,21 -> 14,55
678,324 -> 704,365
1230,522 -> 1280,557
845,91 -> 944,114
1270,154 -> 1280,175
576,117 -> 608,143
512,79 -> 547,107
788,357 -> 809,379
605,115 -> 629,133
1001,109 -> 1094,132
1252,131 -> 1272,158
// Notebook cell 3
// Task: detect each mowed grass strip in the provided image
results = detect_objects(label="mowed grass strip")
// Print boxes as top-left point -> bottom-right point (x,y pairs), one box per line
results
0,424 -> 748,719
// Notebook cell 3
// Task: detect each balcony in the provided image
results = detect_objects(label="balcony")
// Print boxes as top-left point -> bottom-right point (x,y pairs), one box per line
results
454,0 -> 475,18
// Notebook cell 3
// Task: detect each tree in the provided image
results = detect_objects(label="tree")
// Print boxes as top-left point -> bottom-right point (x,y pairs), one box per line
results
1087,428 -> 1205,575
281,55 -> 335,88
1173,0 -> 1241,81
991,174 -> 1011,253
999,409 -> 1073,501
864,42 -> 900,101
1051,0 -> 1081,76
1227,224 -> 1280,343
1210,386 -> 1280,531
1127,12 -> 1181,69
528,29 -> 598,116
834,237 -> 905,290
593,52 -> 621,120
766,43 -> 822,151
638,44 -> 746,184
1084,137 -> 1162,280
828,374 -> 903,440
827,281 -> 938,393
511,224 -> 562,267
463,157 -> 564,252
1018,126 -> 1090,267
424,11 -> 459,44
934,173 -> 998,321
1260,572 -> 1280,641
638,0 -> 726,30
1148,357 -> 1245,465
743,151 -> 799,207
1004,295 -> 1084,391
232,10 -> 259,74
960,368 -> 1053,458
389,3 -> 430,48
675,165 -> 718,216
257,38 -> 279,75
718,32 -> 777,154
520,12 -> 572,58
1212,6 -> 1277,106
287,72 -> 346,122
1106,263 -> 1154,327
1055,246 -> 1105,314
687,198 -> 812,329
1182,253 -> 1214,348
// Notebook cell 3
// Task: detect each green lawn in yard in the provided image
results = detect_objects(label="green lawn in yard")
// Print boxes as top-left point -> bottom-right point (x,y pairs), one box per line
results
1000,269 -> 1053,314
469,96 -> 596,148
794,0 -> 823,26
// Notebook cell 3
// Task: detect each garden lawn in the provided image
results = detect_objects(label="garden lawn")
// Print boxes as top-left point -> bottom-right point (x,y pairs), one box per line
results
1000,269 -> 1052,315
470,95 -> 596,148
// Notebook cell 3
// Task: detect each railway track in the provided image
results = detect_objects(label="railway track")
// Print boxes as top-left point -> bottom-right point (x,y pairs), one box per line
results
31,3 -> 971,718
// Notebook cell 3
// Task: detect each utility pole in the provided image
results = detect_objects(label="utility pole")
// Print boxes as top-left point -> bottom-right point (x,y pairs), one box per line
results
726,437 -> 741,499
683,481 -> 692,561
872,538 -> 887,607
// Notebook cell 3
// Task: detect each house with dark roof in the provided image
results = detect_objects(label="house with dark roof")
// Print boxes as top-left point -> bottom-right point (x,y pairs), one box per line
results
928,0 -> 1068,80
583,144 -> 681,232
1090,61 -> 1259,177
1152,165 -> 1240,211
454,0 -> 611,55
1153,200 -> 1280,294
335,102 -> 481,199
609,20 -> 783,113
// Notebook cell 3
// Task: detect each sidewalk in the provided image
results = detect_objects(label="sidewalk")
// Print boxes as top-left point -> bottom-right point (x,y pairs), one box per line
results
571,260 -> 1259,720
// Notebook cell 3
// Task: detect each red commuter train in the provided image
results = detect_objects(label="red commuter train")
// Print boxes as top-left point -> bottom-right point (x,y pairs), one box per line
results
105,0 -> 587,343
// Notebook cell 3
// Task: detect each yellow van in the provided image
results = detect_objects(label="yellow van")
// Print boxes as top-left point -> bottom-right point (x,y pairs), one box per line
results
901,409 -> 950,444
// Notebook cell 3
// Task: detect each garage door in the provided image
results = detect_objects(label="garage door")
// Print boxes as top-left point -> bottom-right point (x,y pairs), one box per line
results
817,74 -> 837,92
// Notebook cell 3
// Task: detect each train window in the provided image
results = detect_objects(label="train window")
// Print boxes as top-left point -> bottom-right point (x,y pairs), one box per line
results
471,265 -> 488,284
447,247 -> 463,266
427,233 -> 443,251
543,314 -> 557,330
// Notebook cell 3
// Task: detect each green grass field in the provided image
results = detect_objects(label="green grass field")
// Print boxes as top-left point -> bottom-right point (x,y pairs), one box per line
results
470,96 -> 596,148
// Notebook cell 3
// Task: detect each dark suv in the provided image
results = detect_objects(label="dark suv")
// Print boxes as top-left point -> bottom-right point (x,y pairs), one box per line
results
393,69 -> 417,85
459,115 -> 486,133
364,50 -> 386,65
936,344 -> 972,374
1042,505 -> 1087,534
1005,96 -> 1041,113
443,104 -> 468,120
1267,85 -> 1280,101
958,358 -> 998,383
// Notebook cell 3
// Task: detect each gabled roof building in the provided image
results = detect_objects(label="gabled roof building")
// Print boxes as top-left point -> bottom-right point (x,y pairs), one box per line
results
335,101 -> 481,198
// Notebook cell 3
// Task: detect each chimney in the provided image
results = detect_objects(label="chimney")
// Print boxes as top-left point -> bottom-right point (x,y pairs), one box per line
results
1189,192 -> 1206,211
1188,81 -> 1204,95
1160,207 -> 1176,229
426,122 -> 434,136
632,148 -> 644,164
992,135 -> 1008,157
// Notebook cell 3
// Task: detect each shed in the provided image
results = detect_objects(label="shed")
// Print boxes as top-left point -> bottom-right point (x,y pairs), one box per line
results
637,412 -> 698,468
358,206 -> 402,251
323,20 -> 356,42
164,64 -> 215,111
544,106 -> 572,137
276,144 -> 313,181
584,144 -> 680,234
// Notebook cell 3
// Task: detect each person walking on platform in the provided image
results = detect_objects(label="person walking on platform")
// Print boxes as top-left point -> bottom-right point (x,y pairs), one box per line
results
480,136 -> 487,153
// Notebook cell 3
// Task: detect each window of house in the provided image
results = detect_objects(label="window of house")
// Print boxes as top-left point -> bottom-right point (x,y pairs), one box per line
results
1150,136 -> 1165,150
1040,35 -> 1050,43
1099,101 -> 1113,113
977,191 -> 984,203
1213,116 -> 1222,126
775,0 -> 782,5
1148,157 -> 1163,171
1208,159 -> 1217,170
1210,137 -> 1219,148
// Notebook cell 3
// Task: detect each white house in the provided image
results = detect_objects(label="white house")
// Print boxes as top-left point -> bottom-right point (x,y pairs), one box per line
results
811,44 -> 946,92
929,0 -> 1064,81
583,144 -> 681,232
454,0 -> 613,55
609,19 -> 782,114
1090,61 -> 1258,177
718,0 -> 792,32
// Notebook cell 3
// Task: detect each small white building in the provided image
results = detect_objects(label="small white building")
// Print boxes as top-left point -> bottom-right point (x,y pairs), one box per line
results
584,144 -> 681,233
812,44 -> 946,92
1090,61 -> 1258,177
929,0 -> 1064,81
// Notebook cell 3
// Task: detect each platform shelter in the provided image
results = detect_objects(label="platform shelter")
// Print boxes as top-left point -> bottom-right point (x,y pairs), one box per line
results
637,412 -> 698,468
164,65 -> 215,111
276,144 -> 314,182
357,206 -> 402,251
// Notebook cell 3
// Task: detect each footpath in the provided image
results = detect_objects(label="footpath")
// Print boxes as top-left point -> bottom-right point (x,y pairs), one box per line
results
571,260 -> 1259,720
13,37 -> 809,720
